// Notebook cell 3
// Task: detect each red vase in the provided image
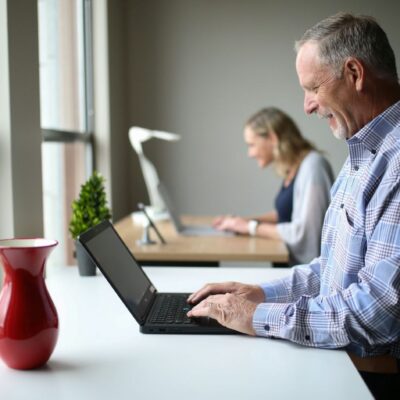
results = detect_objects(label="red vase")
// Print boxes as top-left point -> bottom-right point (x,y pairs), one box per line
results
0,238 -> 59,370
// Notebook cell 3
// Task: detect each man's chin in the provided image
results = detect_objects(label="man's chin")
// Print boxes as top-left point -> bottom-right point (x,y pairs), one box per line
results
330,123 -> 348,140
332,131 -> 348,140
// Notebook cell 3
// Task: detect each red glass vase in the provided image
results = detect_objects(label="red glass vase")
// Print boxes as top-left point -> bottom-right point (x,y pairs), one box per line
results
0,238 -> 59,369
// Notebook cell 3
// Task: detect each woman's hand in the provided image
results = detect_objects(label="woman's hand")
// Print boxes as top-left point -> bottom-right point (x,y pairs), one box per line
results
213,216 -> 249,234
212,215 -> 228,228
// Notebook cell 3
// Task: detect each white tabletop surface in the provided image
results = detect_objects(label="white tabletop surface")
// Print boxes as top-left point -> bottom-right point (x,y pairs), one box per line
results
0,266 -> 372,400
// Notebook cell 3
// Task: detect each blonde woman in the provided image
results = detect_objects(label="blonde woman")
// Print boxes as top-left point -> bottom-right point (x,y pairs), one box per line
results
214,107 -> 334,266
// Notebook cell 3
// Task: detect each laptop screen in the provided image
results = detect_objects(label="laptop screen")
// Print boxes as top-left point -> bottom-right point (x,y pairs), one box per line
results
157,181 -> 184,231
79,221 -> 156,324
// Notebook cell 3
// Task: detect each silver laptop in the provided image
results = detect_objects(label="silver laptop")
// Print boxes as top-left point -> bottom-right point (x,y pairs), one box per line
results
157,181 -> 234,237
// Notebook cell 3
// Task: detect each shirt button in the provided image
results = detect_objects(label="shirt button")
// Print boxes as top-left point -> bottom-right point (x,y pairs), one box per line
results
354,166 -> 359,171
371,149 -> 376,155
340,203 -> 344,209
264,325 -> 270,331
305,335 -> 310,341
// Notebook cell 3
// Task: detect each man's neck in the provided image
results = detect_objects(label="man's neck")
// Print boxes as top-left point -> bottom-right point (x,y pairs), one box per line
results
346,80 -> 400,140
368,80 -> 400,119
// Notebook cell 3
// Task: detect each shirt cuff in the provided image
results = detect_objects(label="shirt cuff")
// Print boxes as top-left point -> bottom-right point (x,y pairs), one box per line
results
252,302 -> 289,337
260,279 -> 292,303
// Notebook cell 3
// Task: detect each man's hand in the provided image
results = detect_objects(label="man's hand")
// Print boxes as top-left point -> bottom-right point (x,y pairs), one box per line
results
187,293 -> 258,335
187,281 -> 265,305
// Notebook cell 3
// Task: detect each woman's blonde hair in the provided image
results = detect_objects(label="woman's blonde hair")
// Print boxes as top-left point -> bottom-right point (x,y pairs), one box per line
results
245,107 -> 316,176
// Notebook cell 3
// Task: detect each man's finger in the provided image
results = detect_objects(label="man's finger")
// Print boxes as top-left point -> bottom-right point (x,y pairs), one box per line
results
187,301 -> 210,318
187,298 -> 221,319
187,283 -> 229,303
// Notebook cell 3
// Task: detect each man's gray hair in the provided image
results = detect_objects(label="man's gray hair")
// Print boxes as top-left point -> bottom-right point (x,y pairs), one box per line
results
295,12 -> 398,81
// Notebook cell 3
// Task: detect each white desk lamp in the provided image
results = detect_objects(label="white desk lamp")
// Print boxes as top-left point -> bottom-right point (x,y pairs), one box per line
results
129,126 -> 181,221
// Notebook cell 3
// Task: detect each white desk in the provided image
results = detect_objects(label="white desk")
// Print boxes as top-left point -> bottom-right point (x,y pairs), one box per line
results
0,266 -> 372,400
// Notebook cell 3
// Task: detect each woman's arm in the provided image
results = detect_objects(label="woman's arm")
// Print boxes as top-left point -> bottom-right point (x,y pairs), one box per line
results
213,214 -> 282,238
252,210 -> 278,224
255,221 -> 281,239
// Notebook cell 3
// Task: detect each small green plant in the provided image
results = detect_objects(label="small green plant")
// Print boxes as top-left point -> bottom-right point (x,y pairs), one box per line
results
69,171 -> 112,240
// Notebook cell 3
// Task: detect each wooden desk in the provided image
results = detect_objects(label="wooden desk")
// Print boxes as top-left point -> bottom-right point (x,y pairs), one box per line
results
0,266 -> 372,400
115,214 -> 289,264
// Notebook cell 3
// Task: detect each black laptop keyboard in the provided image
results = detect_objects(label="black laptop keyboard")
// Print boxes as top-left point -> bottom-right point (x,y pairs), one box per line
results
149,294 -> 193,325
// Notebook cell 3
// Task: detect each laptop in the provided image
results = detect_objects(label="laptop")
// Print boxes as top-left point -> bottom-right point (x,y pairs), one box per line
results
78,220 -> 235,334
157,181 -> 234,237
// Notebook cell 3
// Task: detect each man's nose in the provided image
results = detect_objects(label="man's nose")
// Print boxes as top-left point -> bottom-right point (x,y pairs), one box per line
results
304,92 -> 317,115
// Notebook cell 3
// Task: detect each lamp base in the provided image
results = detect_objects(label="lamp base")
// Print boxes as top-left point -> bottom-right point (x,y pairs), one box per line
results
131,208 -> 169,223
136,224 -> 157,246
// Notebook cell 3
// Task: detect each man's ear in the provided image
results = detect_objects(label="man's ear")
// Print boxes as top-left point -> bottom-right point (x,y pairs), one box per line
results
344,57 -> 365,91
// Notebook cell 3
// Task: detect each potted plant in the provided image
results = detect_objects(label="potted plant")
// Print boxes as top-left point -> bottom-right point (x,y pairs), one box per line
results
69,171 -> 112,276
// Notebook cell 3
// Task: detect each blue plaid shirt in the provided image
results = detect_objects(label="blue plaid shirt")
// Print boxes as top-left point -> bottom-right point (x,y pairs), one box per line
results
253,101 -> 400,358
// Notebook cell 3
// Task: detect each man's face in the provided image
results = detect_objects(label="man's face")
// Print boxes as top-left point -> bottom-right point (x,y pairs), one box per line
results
296,42 -> 359,140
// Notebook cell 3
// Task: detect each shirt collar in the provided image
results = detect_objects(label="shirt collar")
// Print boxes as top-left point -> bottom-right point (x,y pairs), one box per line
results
347,100 -> 400,152
346,100 -> 400,164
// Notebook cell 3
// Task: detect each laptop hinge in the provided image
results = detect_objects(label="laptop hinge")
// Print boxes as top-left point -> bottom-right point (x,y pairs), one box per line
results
141,286 -> 157,322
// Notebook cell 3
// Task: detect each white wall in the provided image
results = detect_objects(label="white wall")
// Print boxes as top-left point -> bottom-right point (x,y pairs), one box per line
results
123,0 -> 400,216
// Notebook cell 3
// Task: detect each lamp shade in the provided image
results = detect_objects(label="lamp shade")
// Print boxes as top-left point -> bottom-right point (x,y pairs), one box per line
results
129,127 -> 181,214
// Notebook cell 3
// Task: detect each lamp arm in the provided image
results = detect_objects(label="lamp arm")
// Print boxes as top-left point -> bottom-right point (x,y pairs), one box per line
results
138,154 -> 165,210
129,126 -> 180,212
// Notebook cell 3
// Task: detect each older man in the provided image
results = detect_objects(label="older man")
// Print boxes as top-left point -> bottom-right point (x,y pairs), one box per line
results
188,13 -> 400,398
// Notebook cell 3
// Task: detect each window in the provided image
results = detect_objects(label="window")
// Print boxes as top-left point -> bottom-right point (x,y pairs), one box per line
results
38,0 -> 94,268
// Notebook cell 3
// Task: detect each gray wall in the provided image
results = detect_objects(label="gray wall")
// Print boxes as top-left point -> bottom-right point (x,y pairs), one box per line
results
122,0 -> 400,217
0,0 -> 43,237
93,0 -> 132,222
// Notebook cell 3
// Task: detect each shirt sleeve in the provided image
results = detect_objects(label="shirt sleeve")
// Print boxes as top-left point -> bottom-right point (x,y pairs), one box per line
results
260,258 -> 321,303
253,180 -> 400,353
